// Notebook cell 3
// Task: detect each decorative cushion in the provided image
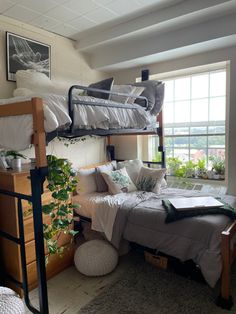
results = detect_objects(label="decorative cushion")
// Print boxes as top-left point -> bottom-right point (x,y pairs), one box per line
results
110,85 -> 136,104
126,86 -> 146,104
74,240 -> 118,276
95,161 -> 117,192
16,70 -> 53,94
101,168 -> 137,194
132,80 -> 164,112
87,77 -> 114,100
136,166 -> 166,194
76,167 -> 97,195
13,88 -> 34,97
150,82 -> 165,116
117,159 -> 143,185
0,287 -> 25,314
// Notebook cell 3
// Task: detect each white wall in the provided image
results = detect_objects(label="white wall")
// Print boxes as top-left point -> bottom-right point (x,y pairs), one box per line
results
0,16 -> 108,167
110,46 -> 236,195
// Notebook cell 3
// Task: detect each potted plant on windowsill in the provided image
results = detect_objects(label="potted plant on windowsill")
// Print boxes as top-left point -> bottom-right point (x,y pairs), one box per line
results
5,150 -> 26,169
209,156 -> 225,180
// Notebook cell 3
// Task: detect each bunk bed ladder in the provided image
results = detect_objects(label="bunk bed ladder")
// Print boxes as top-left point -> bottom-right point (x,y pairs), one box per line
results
0,167 -> 49,314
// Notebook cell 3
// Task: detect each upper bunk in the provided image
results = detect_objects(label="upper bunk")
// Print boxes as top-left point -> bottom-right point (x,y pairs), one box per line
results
0,71 -> 165,152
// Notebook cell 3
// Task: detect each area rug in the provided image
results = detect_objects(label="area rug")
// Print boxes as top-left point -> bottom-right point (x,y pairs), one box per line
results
78,254 -> 236,314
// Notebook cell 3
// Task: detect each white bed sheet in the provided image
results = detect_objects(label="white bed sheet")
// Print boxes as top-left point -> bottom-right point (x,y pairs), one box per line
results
0,93 -> 155,151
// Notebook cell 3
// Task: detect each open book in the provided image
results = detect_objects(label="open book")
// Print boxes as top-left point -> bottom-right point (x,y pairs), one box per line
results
168,196 -> 224,211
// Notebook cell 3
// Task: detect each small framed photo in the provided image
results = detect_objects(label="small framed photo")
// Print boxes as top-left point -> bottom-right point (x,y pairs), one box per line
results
6,32 -> 51,82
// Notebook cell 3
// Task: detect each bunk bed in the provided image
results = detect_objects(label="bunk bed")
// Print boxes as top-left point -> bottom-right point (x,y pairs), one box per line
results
0,83 -> 234,313
0,83 -> 165,313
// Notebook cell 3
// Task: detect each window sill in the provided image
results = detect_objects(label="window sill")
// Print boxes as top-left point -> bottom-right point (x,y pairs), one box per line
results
167,175 -> 226,186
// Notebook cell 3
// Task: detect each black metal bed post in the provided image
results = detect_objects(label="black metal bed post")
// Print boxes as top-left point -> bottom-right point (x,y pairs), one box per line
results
30,167 -> 49,314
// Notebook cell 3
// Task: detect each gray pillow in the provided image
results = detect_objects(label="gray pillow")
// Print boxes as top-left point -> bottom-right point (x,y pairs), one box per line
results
132,80 -> 163,112
150,82 -> 165,116
87,77 -> 114,100
95,161 -> 117,192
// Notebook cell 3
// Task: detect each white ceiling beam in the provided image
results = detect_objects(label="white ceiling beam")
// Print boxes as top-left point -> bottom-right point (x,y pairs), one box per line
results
89,12 -> 236,70
75,0 -> 233,52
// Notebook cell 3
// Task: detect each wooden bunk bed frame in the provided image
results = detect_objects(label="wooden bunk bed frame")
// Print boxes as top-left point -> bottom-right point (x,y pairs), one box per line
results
0,95 -> 234,312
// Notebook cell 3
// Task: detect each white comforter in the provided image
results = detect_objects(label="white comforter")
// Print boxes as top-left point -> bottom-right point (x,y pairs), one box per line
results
0,93 -> 153,151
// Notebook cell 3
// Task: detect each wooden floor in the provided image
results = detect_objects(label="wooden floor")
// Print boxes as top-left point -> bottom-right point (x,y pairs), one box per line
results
25,254 -> 133,314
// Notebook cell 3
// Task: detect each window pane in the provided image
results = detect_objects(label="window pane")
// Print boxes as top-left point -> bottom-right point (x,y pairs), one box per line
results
174,127 -> 189,135
164,102 -> 174,123
190,149 -> 207,162
191,99 -> 208,122
191,74 -> 208,99
164,128 -> 173,135
175,101 -> 190,122
165,137 -> 173,147
174,137 -> 189,147
190,136 -> 207,148
190,126 -> 207,134
174,149 -> 189,161
208,126 -> 225,134
208,148 -> 225,160
208,135 -> 225,147
164,80 -> 174,102
210,71 -> 226,96
166,148 -> 173,158
209,97 -> 225,121
174,77 -> 190,100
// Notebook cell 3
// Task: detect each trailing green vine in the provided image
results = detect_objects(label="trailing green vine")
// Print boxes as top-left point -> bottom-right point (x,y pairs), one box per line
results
43,155 -> 79,263
24,155 -> 79,264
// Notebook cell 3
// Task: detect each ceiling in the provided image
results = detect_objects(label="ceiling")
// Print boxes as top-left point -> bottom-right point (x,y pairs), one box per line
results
1,0 -> 236,72
0,0 -> 178,39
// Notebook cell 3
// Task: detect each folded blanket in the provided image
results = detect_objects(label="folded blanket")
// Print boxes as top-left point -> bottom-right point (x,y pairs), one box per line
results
162,199 -> 236,223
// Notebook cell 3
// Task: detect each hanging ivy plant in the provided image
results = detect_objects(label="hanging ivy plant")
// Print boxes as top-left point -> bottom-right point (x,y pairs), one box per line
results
42,155 -> 79,263
24,155 -> 79,263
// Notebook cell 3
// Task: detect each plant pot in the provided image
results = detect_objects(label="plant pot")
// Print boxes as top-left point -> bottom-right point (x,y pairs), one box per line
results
11,158 -> 21,169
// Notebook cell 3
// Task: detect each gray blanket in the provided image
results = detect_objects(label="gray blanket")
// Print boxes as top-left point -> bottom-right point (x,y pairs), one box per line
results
111,189 -> 236,287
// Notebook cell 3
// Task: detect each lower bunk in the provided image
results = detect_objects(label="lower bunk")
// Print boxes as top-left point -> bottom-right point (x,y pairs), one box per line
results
73,162 -> 236,310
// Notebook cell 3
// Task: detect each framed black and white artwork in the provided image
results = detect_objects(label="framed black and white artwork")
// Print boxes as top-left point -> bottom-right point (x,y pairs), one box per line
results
6,32 -> 51,82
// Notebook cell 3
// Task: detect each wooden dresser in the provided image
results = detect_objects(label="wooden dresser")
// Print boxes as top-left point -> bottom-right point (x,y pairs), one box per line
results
0,165 -> 74,296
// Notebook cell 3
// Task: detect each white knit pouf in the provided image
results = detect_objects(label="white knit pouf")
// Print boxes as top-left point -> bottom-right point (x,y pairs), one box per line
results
74,240 -> 118,276
0,287 -> 25,314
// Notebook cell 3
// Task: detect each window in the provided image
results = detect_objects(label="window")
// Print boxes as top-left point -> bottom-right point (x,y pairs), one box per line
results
150,68 -> 226,167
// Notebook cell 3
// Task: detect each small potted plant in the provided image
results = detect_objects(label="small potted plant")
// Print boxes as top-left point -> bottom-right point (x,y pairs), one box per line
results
196,159 -> 208,179
209,156 -> 225,180
5,150 -> 26,169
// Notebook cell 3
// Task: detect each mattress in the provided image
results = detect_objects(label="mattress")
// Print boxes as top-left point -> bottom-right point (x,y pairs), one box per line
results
73,192 -> 109,218
0,93 -> 155,151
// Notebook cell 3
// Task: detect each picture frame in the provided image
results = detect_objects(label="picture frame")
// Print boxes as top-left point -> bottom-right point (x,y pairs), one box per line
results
6,32 -> 51,82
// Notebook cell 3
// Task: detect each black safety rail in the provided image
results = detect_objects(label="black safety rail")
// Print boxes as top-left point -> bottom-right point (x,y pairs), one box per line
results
0,167 -> 49,314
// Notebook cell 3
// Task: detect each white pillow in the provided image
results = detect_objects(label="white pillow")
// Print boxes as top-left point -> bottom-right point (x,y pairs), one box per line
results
13,88 -> 34,97
16,70 -> 53,94
136,167 -> 166,194
126,86 -> 146,104
101,168 -> 137,195
76,168 -> 97,195
110,85 -> 136,104
117,159 -> 143,185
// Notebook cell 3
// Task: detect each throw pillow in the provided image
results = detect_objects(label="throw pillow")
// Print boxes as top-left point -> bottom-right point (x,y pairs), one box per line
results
136,167 -> 166,194
110,85 -> 136,104
150,82 -> 165,116
101,168 -> 137,195
76,167 -> 97,195
117,159 -> 143,185
126,86 -> 146,104
15,70 -> 53,93
132,80 -> 162,111
87,77 -> 114,100
95,161 -> 117,192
